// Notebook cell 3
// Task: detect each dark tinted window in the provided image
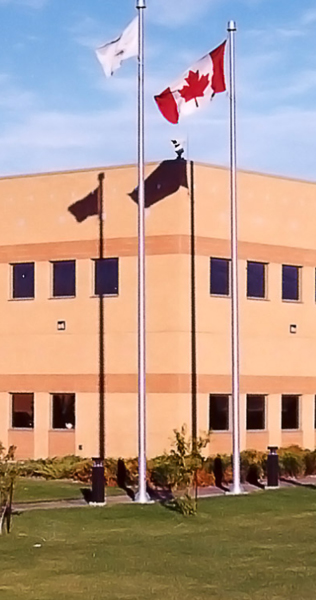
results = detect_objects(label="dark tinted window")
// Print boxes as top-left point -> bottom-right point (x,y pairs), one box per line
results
52,394 -> 75,429
282,265 -> 299,301
94,258 -> 119,296
282,395 -> 299,429
246,395 -> 265,430
12,393 -> 34,428
210,258 -> 230,296
52,260 -> 76,297
209,395 -> 229,430
247,262 -> 265,298
12,263 -> 34,299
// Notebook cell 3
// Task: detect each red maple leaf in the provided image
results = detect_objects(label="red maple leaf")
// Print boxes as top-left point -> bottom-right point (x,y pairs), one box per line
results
179,70 -> 210,105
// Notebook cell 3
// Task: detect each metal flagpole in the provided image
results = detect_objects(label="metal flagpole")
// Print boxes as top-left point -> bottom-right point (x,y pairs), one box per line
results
135,0 -> 150,503
227,20 -> 242,495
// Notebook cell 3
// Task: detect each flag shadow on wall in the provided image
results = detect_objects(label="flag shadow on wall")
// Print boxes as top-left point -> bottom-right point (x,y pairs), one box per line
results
68,187 -> 99,222
129,158 -> 188,207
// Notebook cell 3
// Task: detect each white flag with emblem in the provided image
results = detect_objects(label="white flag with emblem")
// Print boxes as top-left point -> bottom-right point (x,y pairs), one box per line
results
96,17 -> 138,78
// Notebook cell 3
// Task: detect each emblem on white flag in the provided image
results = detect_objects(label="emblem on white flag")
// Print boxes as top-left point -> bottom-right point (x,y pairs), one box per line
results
96,17 -> 138,78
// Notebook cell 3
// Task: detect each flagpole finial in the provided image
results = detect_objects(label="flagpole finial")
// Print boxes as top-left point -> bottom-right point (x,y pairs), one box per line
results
136,0 -> 146,7
227,20 -> 237,31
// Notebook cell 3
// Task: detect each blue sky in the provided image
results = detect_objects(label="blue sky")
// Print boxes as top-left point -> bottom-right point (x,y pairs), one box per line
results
0,0 -> 315,181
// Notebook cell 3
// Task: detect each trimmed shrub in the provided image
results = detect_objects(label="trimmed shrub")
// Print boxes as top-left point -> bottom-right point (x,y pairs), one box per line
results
11,442 -> 316,488
278,446 -> 305,478
18,456 -> 93,481
304,450 -> 316,475
241,449 -> 266,482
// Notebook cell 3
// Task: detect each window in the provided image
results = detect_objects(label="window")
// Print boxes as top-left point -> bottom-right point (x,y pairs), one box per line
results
209,394 -> 229,431
52,260 -> 76,297
52,393 -> 75,429
94,258 -> 119,296
282,265 -> 300,301
247,261 -> 266,299
282,395 -> 299,429
246,395 -> 265,430
210,258 -> 230,296
12,393 -> 34,428
12,262 -> 34,299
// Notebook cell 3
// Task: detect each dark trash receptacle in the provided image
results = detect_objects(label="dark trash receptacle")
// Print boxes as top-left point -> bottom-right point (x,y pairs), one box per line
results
91,457 -> 105,504
267,446 -> 279,488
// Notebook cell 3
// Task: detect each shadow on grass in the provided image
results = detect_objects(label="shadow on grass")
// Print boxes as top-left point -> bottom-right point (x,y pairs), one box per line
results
80,488 -> 92,503
279,476 -> 316,490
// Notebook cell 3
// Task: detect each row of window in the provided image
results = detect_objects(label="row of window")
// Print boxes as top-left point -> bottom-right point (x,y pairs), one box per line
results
11,393 -> 75,430
10,259 -> 119,300
210,394 -> 306,431
211,258 -> 304,301
9,392 -> 312,433
7,257 -> 314,302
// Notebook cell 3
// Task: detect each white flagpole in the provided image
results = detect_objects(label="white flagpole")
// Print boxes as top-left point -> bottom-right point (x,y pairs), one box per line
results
135,0 -> 149,503
227,20 -> 242,495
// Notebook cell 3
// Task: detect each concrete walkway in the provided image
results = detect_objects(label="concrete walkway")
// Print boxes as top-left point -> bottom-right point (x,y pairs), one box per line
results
12,476 -> 312,513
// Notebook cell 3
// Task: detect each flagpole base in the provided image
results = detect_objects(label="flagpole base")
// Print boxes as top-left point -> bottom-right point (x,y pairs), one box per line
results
134,490 -> 154,504
226,483 -> 246,496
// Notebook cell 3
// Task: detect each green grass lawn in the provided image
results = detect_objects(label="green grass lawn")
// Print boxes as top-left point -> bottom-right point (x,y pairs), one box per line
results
2,487 -> 316,599
14,477 -> 124,503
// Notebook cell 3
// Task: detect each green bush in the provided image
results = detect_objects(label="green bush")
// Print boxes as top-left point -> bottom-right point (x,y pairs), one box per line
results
278,446 -> 305,478
304,450 -> 316,475
11,441 -> 316,489
241,450 -> 266,482
18,456 -> 93,481
167,493 -> 197,516
148,455 -> 179,490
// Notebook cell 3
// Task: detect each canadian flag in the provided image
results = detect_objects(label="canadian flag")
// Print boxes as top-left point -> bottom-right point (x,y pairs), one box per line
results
154,41 -> 226,124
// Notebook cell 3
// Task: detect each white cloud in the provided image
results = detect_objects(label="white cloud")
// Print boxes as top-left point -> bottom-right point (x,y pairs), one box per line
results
245,26 -> 304,43
301,8 -> 316,25
0,103 -> 141,175
238,107 -> 316,181
280,70 -> 316,96
148,0 -> 217,28
0,109 -> 132,150
0,74 -> 36,111
0,0 -> 48,7
67,15 -> 101,50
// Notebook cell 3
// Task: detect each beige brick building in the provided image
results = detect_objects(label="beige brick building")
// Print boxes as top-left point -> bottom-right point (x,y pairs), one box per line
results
0,160 -> 315,460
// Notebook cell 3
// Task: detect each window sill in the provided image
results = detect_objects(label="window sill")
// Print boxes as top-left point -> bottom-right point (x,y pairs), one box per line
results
9,427 -> 34,431
49,296 -> 76,300
49,428 -> 75,432
282,299 -> 302,303
90,294 -> 119,298
9,297 -> 35,302
210,429 -> 231,433
281,428 -> 301,432
247,296 -> 269,302
210,294 -> 230,299
246,429 -> 267,432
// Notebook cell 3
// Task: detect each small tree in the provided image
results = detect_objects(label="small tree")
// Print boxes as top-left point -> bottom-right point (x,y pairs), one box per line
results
0,444 -> 17,534
167,425 -> 210,515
